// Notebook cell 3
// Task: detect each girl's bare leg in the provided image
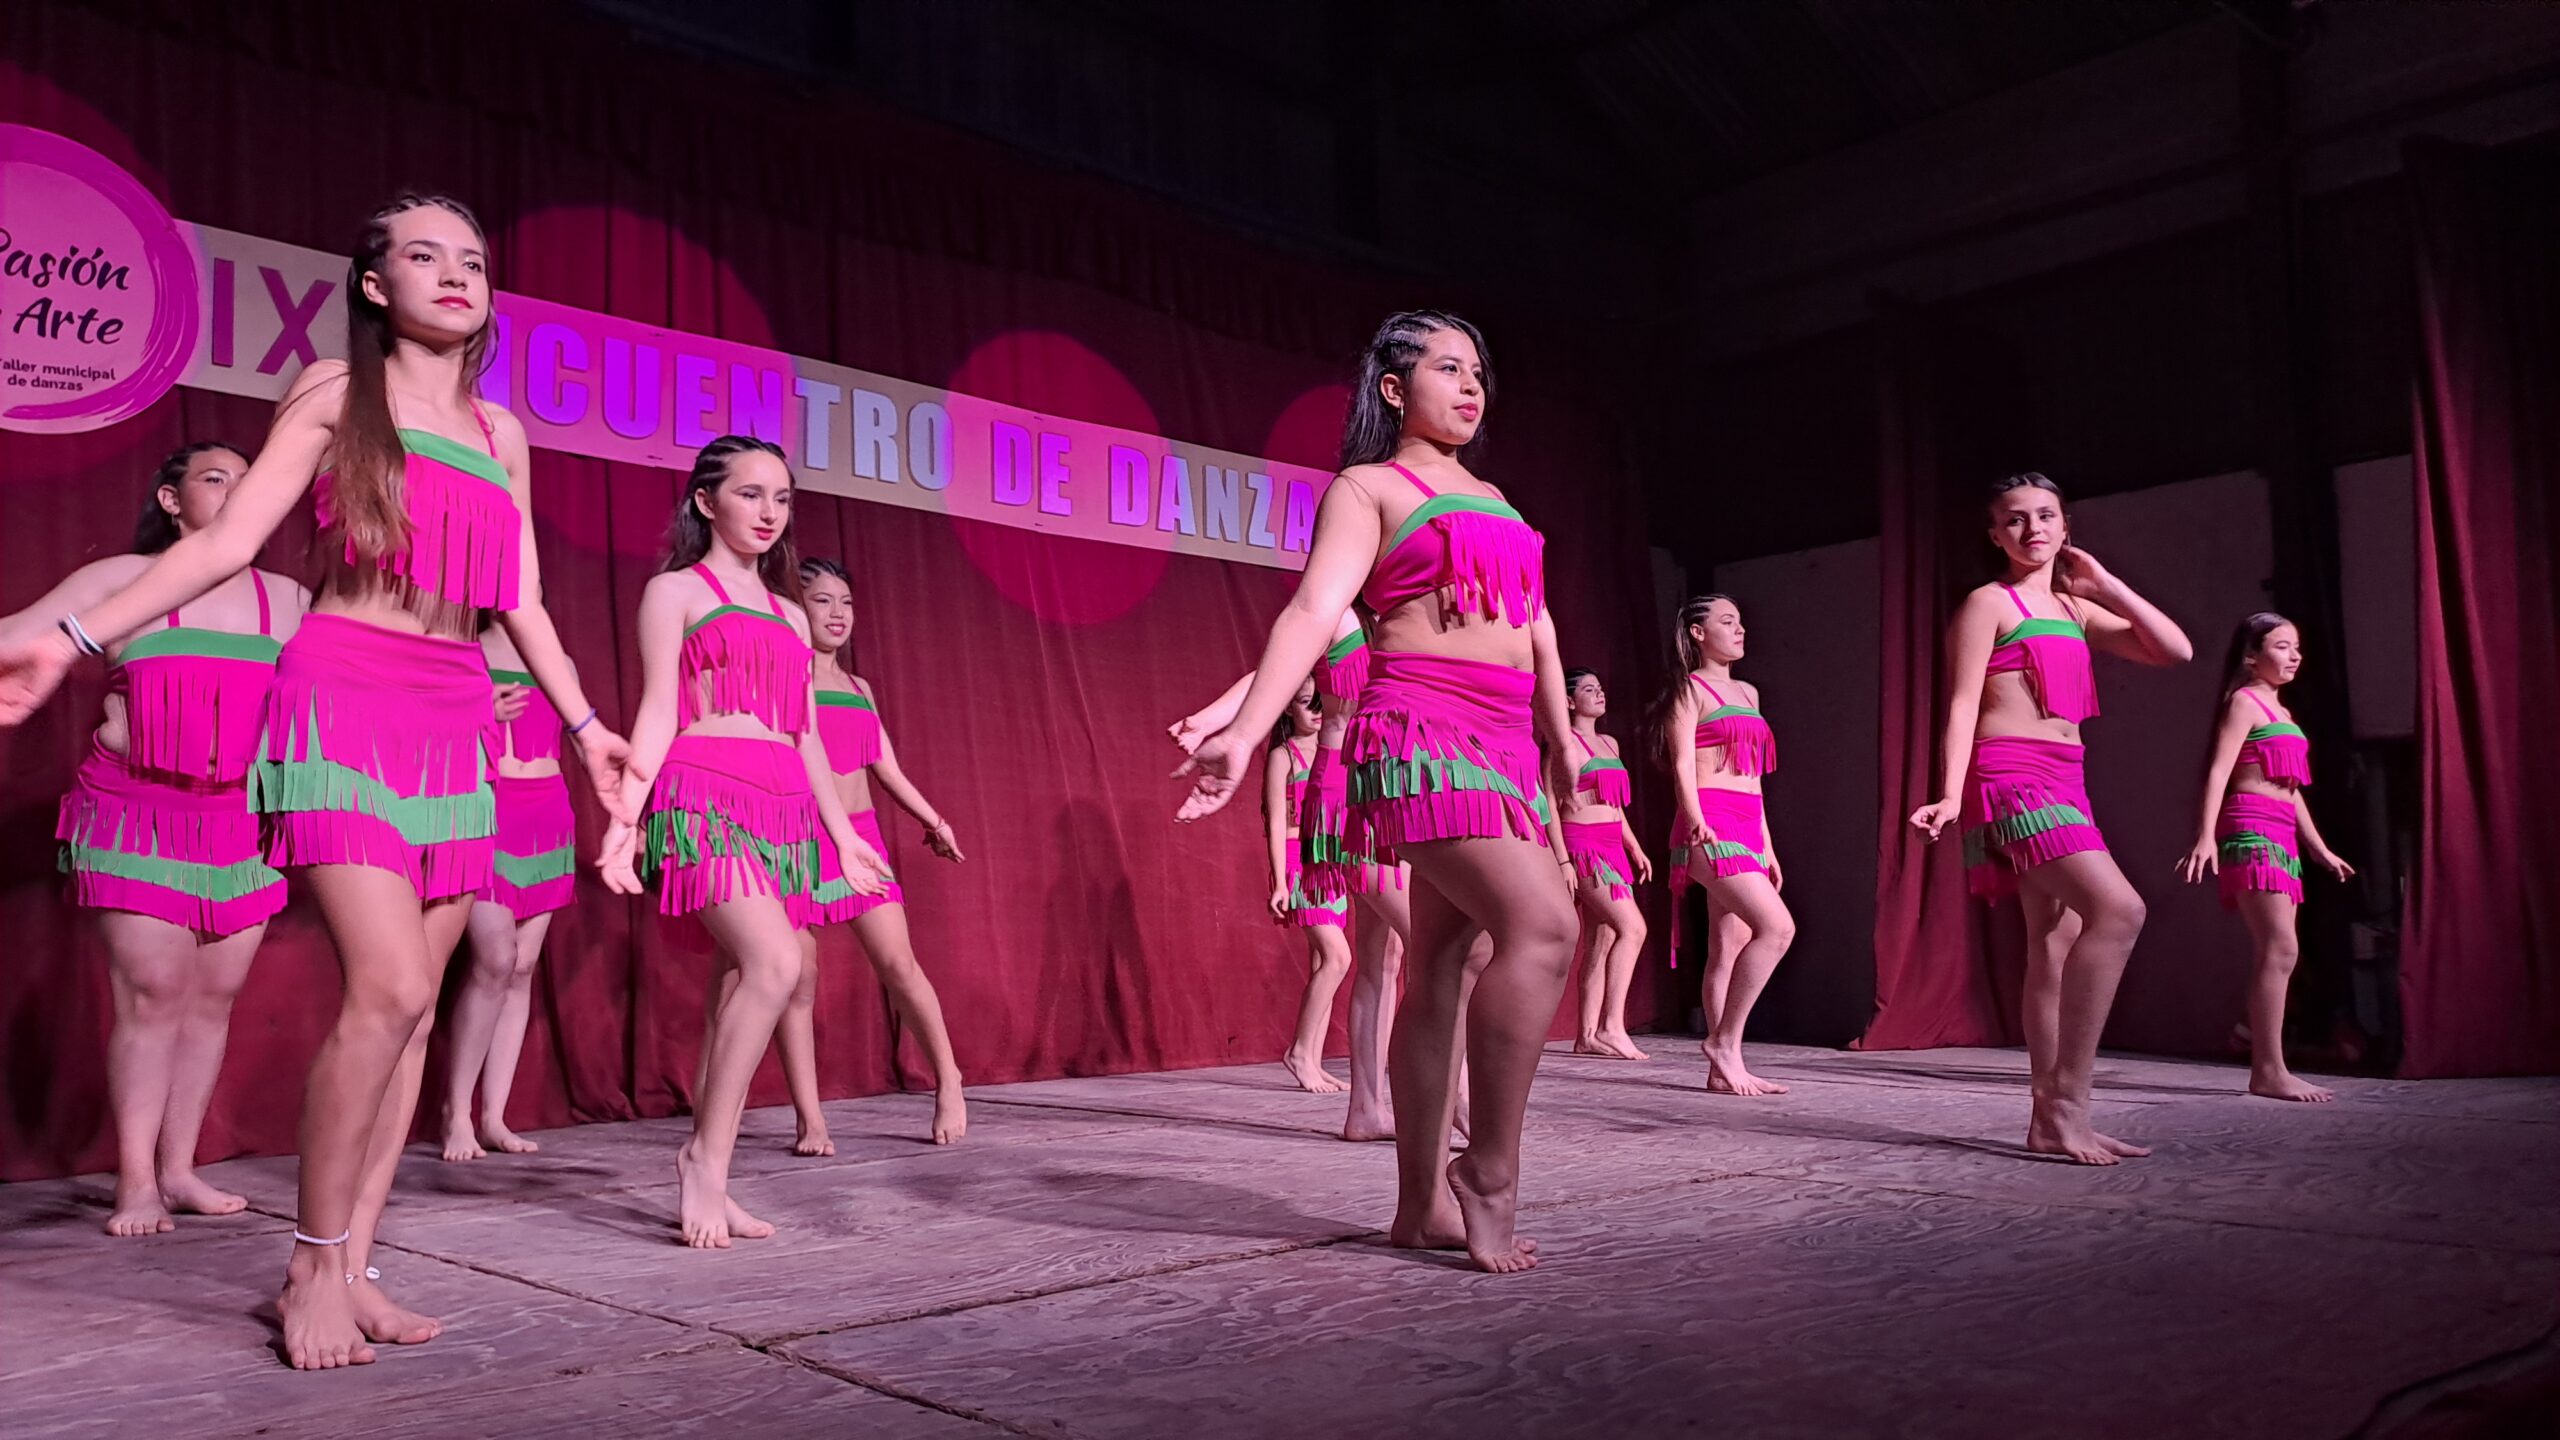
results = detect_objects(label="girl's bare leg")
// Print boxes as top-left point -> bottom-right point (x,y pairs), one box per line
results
1342,885 -> 1410,1141
1698,873 -> 1792,1095
2016,851 -> 2150,1164
1590,891 -> 1649,1059
98,912 -> 212,1235
776,934 -> 831,1154
473,911 -> 551,1153
1283,925 -> 1352,1094
440,902 -> 519,1161
679,893 -> 806,1247
2238,891 -> 2331,1101
1698,884 -> 1752,1034
1388,836 -> 1576,1274
1571,907 -> 1616,1054
157,924 -> 261,1216
848,903 -> 969,1143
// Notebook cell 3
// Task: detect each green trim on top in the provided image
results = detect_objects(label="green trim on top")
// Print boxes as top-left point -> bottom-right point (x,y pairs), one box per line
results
117,629 -> 281,666
1580,756 -> 1629,774
2247,722 -> 2307,743
817,690 -> 877,712
1995,616 -> 2087,646
396,427 -> 510,488
1700,705 -> 1763,724
487,667 -> 535,686
684,603 -> 794,638
1383,493 -> 1526,552
1322,628 -> 1367,664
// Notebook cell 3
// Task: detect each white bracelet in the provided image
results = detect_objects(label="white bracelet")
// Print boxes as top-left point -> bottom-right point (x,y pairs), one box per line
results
57,615 -> 104,657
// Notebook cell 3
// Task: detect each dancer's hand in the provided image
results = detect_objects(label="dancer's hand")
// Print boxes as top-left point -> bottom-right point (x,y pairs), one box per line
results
840,830 -> 891,896
1628,845 -> 1655,886
1167,711 -> 1214,756
2056,544 -> 2119,601
923,818 -> 964,863
1767,853 -> 1786,893
1909,799 -> 1958,842
1173,731 -> 1252,821
573,726 -> 640,824
1268,884 -> 1290,922
2314,847 -> 2356,881
597,822 -> 642,894
0,628 -> 78,726
2177,836 -> 2218,885
492,683 -> 532,723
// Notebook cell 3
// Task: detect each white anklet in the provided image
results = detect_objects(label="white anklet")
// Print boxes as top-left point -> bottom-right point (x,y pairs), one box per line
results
293,1228 -> 350,1247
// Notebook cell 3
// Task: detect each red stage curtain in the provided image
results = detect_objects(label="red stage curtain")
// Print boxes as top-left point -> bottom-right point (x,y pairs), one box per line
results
0,2 -> 1663,1178
2398,140 -> 2560,1078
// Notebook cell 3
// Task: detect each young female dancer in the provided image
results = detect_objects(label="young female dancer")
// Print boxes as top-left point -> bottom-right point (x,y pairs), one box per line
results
2178,613 -> 2354,1102
755,555 -> 968,1150
0,443 -> 308,1236
1175,608 -> 1417,1141
0,195 -> 635,1369
1653,596 -> 1793,1096
438,620 -> 577,1159
1265,676 -> 1354,1093
1909,472 -> 2191,1165
1178,309 -> 1575,1273
597,437 -> 886,1249
1555,668 -> 1651,1060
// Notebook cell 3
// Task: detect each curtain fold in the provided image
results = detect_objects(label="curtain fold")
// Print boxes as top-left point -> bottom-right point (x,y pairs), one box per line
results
2398,140 -> 2560,1078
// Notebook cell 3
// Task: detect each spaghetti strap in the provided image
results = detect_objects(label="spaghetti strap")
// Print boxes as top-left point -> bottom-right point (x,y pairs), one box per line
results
1687,673 -> 1717,705
251,570 -> 272,636
1384,461 -> 1437,498
692,563 -> 733,606
2245,690 -> 2280,722
468,398 -> 500,457
1999,583 -> 2034,619
164,606 -> 183,630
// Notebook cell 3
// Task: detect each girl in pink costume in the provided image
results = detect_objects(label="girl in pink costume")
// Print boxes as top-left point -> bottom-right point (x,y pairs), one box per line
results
1653,596 -> 1792,1096
438,618 -> 578,1161
0,196 -> 635,1370
1553,668 -> 1652,1060
1,443 -> 309,1236
1175,609 -> 1417,1141
1266,676 -> 1355,1092
1909,472 -> 2191,1166
598,437 -> 887,1249
2177,613 -> 2355,1102
1178,310 -> 1574,1274
756,555 -> 968,1150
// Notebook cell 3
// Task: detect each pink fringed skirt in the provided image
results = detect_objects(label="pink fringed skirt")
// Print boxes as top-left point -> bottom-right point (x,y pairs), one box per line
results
1961,735 -> 2106,900
640,734 -> 819,929
482,772 -> 576,919
57,740 -> 284,937
2217,792 -> 2303,907
811,807 -> 903,926
1299,742 -> 1401,901
1563,820 -> 1633,901
1341,651 -> 1549,868
1667,787 -> 1773,955
249,614 -> 495,901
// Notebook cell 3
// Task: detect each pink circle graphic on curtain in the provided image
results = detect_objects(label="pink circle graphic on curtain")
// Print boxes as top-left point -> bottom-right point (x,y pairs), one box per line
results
0,124 -> 200,434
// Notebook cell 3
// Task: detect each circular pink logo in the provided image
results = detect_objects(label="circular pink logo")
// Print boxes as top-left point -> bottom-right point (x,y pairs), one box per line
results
0,124 -> 199,434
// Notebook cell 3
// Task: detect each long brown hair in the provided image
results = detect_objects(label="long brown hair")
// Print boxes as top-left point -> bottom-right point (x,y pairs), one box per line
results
330,194 -> 494,564
662,436 -> 804,601
1645,593 -> 1734,770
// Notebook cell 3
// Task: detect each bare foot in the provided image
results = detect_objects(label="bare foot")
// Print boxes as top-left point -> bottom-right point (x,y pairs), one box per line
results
2026,1098 -> 2120,1166
159,1171 -> 249,1218
723,1195 -> 775,1240
477,1121 -> 539,1155
1571,1034 -> 1619,1058
1446,1153 -> 1538,1273
2250,1070 -> 2336,1104
2096,1131 -> 2153,1157
105,1178 -> 174,1237
440,1124 -> 485,1162
1389,1190 -> 1541,1256
348,1272 -> 442,1345
1341,1103 -> 1395,1143
278,1260 -> 376,1371
1282,1050 -> 1347,1095
793,1120 -> 835,1157
675,1144 -> 732,1249
931,1084 -> 968,1145
1601,1031 -> 1651,1062
1702,1039 -> 1789,1096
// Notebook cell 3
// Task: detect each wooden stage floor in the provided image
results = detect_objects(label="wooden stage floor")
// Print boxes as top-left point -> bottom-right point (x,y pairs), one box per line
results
4,1040 -> 2555,1438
